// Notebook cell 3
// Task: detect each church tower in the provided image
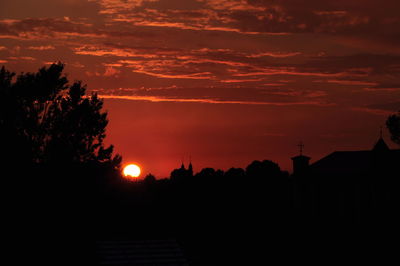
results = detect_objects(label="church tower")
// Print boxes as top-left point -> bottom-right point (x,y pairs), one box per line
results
291,142 -> 311,176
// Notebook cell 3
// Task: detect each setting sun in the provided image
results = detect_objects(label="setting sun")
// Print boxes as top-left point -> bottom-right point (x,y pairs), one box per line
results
123,164 -> 141,179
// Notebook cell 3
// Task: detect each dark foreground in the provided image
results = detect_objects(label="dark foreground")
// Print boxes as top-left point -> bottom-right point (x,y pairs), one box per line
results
4,164 -> 398,265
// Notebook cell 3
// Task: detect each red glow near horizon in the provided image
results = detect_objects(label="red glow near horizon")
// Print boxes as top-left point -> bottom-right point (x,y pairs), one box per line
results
1,0 -> 399,177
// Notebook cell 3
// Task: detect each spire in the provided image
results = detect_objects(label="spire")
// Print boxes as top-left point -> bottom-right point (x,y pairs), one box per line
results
180,157 -> 185,169
188,155 -> 192,169
188,156 -> 193,176
298,141 -> 304,156
373,137 -> 389,152
373,127 -> 389,151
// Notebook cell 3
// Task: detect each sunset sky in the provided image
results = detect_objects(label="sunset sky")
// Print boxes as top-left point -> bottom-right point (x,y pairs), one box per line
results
1,0 -> 399,177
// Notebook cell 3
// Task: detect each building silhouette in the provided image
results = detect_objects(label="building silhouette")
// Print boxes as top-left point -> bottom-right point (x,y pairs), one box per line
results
306,137 -> 399,177
291,136 -> 399,222
291,142 -> 311,176
170,161 -> 193,181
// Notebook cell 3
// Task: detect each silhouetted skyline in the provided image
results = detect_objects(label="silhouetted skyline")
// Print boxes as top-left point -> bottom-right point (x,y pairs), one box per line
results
1,1 -> 400,176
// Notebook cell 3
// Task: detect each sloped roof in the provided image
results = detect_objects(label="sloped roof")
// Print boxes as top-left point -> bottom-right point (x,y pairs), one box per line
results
310,150 -> 372,176
309,148 -> 400,176
308,136 -> 400,177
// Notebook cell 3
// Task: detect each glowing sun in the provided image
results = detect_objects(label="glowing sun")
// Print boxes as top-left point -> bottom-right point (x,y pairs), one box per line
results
123,164 -> 141,179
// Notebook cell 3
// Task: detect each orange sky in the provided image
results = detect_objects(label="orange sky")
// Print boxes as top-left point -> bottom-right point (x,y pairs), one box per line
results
1,0 -> 399,177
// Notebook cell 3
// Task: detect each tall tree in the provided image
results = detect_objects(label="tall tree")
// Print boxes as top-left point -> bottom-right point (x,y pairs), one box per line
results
0,63 -> 121,169
386,111 -> 400,145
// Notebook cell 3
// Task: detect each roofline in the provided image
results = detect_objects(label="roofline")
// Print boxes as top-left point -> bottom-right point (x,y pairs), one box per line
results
310,148 -> 400,167
291,155 -> 311,160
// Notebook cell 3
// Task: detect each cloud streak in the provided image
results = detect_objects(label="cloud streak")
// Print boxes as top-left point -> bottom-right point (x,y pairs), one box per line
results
28,45 -> 56,50
98,94 -> 334,106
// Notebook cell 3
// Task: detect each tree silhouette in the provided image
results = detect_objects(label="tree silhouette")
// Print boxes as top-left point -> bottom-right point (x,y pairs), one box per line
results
195,167 -> 217,180
224,167 -> 245,181
144,173 -> 156,184
245,160 -> 282,179
386,111 -> 400,145
0,63 -> 121,169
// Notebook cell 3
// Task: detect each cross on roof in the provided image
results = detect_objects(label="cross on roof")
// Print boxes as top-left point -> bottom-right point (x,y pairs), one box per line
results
298,141 -> 304,155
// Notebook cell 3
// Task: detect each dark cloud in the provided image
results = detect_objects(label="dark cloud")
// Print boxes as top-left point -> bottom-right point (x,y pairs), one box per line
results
1,0 -> 399,112
0,18 -> 99,39
0,0 -> 102,26
0,18 -> 157,40
88,0 -> 400,37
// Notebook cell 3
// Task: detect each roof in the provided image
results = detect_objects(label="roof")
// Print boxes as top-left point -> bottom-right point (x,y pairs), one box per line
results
291,155 -> 311,160
307,136 -> 400,176
310,149 -> 400,176
310,150 -> 372,176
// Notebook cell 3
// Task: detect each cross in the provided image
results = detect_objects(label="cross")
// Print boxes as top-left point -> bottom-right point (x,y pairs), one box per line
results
298,141 -> 304,155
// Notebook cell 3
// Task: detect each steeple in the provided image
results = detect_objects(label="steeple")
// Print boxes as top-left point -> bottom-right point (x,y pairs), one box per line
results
371,131 -> 391,170
373,127 -> 389,152
373,137 -> 389,152
291,141 -> 311,176
188,156 -> 193,176
298,141 -> 304,155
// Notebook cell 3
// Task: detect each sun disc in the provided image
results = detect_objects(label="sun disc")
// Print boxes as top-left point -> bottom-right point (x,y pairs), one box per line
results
123,164 -> 141,178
